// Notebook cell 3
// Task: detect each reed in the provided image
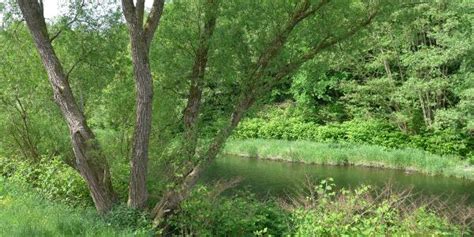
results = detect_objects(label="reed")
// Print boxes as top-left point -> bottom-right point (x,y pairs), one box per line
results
224,139 -> 474,180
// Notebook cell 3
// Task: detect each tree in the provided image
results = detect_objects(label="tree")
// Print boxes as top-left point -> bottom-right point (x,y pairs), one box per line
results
17,0 -> 116,213
121,0 -> 165,210
149,0 -> 384,226
340,0 -> 473,134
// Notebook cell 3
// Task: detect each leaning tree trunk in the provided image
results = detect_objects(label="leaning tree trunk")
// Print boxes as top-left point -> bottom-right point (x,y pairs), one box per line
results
151,95 -> 253,226
150,0 -> 219,226
17,0 -> 115,214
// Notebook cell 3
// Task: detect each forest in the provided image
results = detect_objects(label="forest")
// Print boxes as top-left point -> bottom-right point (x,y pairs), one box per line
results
0,0 -> 473,236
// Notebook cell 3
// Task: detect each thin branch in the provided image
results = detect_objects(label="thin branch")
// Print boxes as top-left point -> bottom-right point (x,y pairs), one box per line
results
262,9 -> 379,92
250,0 -> 330,80
49,0 -> 85,43
65,49 -> 93,80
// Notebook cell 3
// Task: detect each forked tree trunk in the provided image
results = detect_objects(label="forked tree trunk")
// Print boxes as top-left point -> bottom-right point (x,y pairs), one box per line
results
121,0 -> 165,209
17,0 -> 116,214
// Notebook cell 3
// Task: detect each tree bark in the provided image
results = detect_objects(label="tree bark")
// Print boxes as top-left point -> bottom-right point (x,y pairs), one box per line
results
127,24 -> 154,210
17,0 -> 115,214
121,0 -> 165,209
152,94 -> 254,227
419,92 -> 432,127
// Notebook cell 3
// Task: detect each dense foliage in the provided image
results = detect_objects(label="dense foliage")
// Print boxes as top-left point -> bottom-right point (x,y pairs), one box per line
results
1,175 -> 471,236
236,0 -> 473,159
235,107 -> 473,158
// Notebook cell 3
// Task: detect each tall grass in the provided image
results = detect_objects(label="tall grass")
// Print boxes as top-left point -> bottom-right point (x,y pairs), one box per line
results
285,179 -> 472,236
0,179 -> 151,237
224,139 -> 474,180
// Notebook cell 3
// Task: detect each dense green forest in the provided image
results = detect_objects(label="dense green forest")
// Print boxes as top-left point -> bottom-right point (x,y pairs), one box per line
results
0,0 -> 473,236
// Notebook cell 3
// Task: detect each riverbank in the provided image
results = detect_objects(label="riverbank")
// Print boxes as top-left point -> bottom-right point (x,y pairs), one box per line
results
2,177 -> 469,236
0,178 -> 151,237
223,139 -> 474,180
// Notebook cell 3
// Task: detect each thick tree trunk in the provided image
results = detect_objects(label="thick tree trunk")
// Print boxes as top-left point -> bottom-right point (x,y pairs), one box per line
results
17,0 -> 115,214
127,27 -> 153,209
121,0 -> 165,209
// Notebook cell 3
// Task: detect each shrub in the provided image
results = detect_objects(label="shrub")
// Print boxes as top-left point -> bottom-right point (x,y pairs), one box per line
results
234,116 -> 472,157
469,154 -> 474,165
422,129 -> 472,157
168,185 -> 290,236
289,180 -> 468,236
0,156 -> 90,206
103,204 -> 153,233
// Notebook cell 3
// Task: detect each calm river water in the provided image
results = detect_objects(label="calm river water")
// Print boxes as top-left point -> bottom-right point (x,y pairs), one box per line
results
200,155 -> 474,205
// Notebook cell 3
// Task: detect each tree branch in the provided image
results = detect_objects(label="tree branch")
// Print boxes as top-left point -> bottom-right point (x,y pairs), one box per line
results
136,0 -> 145,27
49,0 -> 85,43
262,9 -> 379,92
121,0 -> 136,25
250,0 -> 330,80
182,0 -> 219,153
65,49 -> 93,80
143,0 -> 165,49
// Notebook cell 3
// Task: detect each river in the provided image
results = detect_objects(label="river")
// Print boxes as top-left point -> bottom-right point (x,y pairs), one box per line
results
200,155 -> 474,205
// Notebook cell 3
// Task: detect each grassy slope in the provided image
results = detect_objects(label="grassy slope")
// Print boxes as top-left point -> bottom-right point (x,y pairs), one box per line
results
224,139 -> 474,180
0,179 -> 148,237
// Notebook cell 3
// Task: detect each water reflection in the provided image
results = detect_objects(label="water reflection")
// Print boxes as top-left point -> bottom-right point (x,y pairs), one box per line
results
200,155 -> 474,205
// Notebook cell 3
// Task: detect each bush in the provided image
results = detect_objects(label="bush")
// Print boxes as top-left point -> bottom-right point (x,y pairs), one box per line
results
421,129 -> 472,157
289,179 -> 468,236
234,116 -> 472,157
0,156 -> 90,206
469,155 -> 474,165
168,186 -> 290,236
103,204 -> 153,233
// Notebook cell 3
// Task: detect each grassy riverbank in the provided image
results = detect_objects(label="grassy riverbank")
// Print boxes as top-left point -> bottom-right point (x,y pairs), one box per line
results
223,139 -> 474,180
2,166 -> 471,235
0,179 -> 151,237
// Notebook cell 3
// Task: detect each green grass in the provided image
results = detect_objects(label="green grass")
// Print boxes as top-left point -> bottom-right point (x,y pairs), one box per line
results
223,139 -> 474,180
0,178 -> 151,237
